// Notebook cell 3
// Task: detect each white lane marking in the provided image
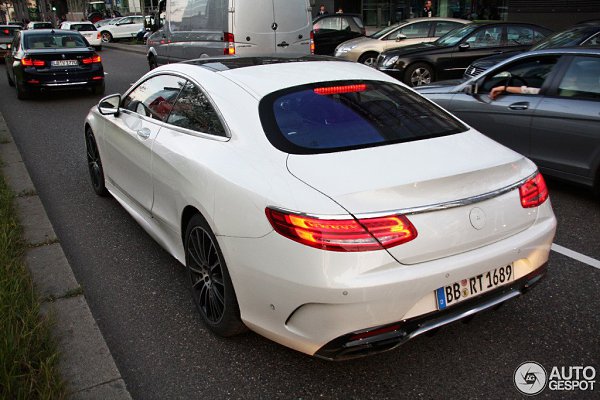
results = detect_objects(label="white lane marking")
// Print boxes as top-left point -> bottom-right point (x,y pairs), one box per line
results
552,244 -> 600,270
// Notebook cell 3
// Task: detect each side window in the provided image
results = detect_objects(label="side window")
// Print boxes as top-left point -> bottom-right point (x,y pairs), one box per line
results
583,32 -> 600,46
315,17 -> 341,32
167,81 -> 226,136
507,26 -> 534,46
557,56 -> 600,99
434,21 -> 461,37
392,21 -> 431,39
122,75 -> 184,122
465,26 -> 502,48
481,56 -> 560,92
341,17 -> 350,31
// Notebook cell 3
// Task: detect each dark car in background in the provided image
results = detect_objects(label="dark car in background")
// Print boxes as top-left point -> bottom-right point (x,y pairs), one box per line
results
1,25 -> 20,60
5,29 -> 105,99
416,48 -> 600,193
464,22 -> 600,78
376,22 -> 552,86
312,13 -> 365,55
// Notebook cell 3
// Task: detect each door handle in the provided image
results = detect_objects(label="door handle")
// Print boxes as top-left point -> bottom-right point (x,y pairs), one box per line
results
508,102 -> 529,110
136,128 -> 151,139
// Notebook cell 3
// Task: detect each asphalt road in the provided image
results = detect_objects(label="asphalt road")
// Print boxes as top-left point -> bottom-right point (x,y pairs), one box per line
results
1,49 -> 599,400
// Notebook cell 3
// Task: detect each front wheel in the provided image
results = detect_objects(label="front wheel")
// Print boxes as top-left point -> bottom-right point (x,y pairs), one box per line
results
85,128 -> 108,196
101,31 -> 112,43
185,214 -> 246,337
404,62 -> 434,87
358,52 -> 379,67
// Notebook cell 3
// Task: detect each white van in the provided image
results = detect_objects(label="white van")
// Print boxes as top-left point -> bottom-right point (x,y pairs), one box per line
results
147,0 -> 313,69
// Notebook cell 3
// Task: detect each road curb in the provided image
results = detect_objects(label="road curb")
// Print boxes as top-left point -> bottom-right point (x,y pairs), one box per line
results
0,112 -> 133,400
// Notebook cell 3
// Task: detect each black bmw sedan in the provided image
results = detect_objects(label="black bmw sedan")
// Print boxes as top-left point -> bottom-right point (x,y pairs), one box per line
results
376,22 -> 552,87
5,29 -> 105,100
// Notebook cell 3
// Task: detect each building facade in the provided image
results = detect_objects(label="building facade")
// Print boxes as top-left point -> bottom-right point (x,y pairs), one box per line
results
326,0 -> 600,31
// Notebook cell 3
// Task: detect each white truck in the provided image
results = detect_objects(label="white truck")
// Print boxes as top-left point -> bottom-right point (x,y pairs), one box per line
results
146,0 -> 314,69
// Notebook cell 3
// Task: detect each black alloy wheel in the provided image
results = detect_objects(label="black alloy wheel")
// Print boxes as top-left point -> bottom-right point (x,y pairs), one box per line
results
6,69 -> 15,87
185,214 -> 246,337
405,62 -> 434,87
85,129 -> 108,196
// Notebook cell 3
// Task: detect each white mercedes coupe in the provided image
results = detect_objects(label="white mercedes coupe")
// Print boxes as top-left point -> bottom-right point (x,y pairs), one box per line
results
84,56 -> 556,360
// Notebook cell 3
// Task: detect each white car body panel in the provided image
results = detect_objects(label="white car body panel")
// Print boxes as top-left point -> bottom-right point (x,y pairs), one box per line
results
85,60 -> 556,358
60,22 -> 102,47
101,16 -> 144,39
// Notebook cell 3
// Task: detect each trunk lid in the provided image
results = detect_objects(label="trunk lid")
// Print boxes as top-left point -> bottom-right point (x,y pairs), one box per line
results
23,48 -> 96,69
287,131 -> 539,264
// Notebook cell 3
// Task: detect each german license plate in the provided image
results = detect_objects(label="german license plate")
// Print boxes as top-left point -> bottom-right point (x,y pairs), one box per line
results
51,60 -> 78,67
435,265 -> 513,310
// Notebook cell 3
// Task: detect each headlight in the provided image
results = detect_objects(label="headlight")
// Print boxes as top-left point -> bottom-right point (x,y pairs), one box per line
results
335,44 -> 357,54
382,56 -> 399,68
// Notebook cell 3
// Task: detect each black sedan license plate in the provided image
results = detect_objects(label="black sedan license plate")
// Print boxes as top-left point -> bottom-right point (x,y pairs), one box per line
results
51,60 -> 78,67
435,265 -> 513,310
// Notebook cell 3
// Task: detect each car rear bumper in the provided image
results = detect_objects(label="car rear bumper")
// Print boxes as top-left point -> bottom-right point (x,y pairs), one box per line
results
21,66 -> 104,89
315,263 -> 546,360
218,201 -> 556,357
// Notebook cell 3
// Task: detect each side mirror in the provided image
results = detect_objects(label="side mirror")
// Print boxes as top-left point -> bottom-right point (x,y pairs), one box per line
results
395,33 -> 407,42
458,43 -> 470,51
98,94 -> 121,116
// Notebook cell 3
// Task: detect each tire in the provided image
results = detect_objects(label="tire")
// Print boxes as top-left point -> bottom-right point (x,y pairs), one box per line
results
404,62 -> 434,87
6,69 -> 15,87
358,52 -> 379,67
16,80 -> 30,100
148,54 -> 158,70
91,82 -> 105,96
184,214 -> 247,337
101,31 -> 112,43
85,128 -> 109,196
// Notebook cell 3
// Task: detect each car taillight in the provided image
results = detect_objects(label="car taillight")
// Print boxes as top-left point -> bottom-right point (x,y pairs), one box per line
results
82,55 -> 102,64
519,172 -> 548,208
223,32 -> 235,55
265,208 -> 417,252
21,57 -> 45,67
310,30 -> 315,54
97,32 -> 101,39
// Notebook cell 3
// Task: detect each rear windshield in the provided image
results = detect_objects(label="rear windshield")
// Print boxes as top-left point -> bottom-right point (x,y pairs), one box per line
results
24,33 -> 88,49
1,27 -> 19,36
259,80 -> 467,154
69,24 -> 97,31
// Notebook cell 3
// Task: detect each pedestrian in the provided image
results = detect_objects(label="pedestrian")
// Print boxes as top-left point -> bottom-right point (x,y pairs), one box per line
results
423,0 -> 434,17
317,4 -> 329,16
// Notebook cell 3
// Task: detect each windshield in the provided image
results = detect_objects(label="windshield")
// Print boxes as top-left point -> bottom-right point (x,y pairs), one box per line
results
370,23 -> 405,39
259,80 -> 467,154
436,24 -> 477,46
70,24 -> 97,31
24,33 -> 88,49
531,27 -> 592,50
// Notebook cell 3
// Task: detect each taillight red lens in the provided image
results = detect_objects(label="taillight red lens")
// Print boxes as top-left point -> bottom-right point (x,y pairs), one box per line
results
265,208 -> 417,252
21,57 -> 45,67
519,172 -> 549,208
223,32 -> 235,55
97,32 -> 101,39
314,84 -> 367,96
82,55 -> 102,64
310,30 -> 315,54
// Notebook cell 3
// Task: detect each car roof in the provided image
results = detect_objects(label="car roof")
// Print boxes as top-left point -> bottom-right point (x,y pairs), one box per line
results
174,56 -> 397,99
64,21 -> 94,24
21,29 -> 83,35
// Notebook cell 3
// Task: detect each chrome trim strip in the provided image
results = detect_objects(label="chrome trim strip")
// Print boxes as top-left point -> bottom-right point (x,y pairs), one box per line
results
443,67 -> 468,71
407,290 -> 521,340
271,171 -> 537,220
354,171 -> 537,218
43,81 -> 88,87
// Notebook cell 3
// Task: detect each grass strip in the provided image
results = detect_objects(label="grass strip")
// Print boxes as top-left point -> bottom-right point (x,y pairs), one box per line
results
0,168 -> 66,399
